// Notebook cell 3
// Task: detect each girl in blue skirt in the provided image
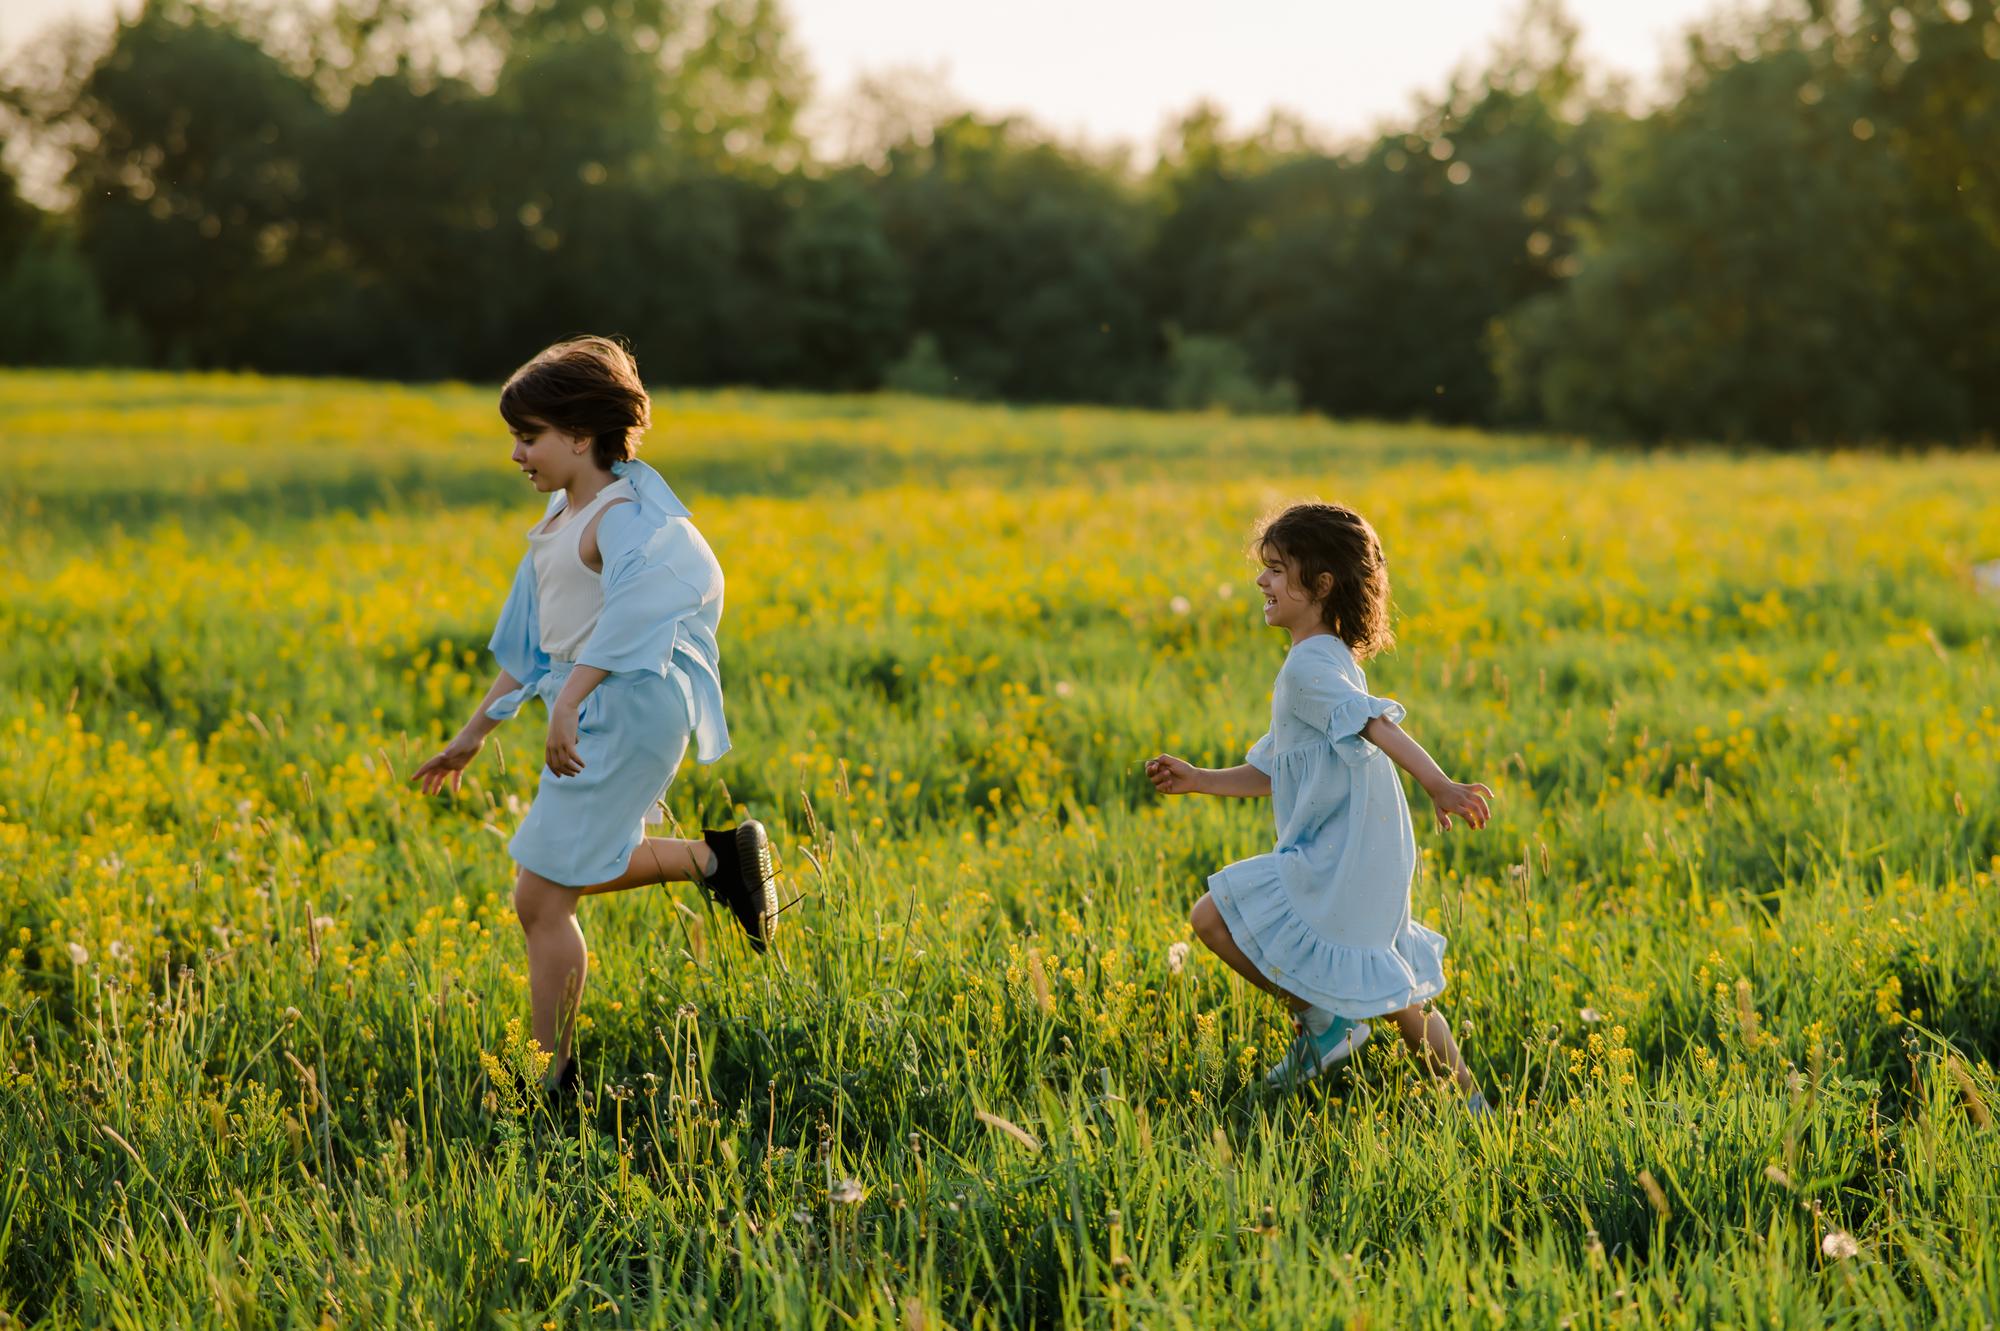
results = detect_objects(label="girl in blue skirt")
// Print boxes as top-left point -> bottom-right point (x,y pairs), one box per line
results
412,336 -> 778,1095
1148,502 -> 1495,1112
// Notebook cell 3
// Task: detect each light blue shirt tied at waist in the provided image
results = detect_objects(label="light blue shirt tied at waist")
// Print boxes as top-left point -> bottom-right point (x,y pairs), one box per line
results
483,458 -> 731,764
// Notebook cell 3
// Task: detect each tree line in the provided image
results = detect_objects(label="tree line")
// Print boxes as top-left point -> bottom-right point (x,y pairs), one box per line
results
2,0 -> 1996,445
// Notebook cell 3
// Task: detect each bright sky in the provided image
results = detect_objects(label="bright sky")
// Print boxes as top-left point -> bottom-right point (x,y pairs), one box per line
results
2,0 -> 1722,149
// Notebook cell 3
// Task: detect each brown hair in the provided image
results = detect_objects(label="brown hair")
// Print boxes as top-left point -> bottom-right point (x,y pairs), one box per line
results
499,335 -> 651,469
1258,502 -> 1394,660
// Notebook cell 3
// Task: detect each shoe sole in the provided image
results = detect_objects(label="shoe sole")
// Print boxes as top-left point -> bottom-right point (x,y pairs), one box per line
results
735,819 -> 779,951
1265,1021 -> 1372,1087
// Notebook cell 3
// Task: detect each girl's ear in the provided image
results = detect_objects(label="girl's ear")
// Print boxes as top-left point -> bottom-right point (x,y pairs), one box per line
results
1314,571 -> 1335,602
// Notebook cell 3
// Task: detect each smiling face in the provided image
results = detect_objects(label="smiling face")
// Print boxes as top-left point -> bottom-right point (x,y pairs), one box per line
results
1256,542 -> 1330,642
507,417 -> 590,494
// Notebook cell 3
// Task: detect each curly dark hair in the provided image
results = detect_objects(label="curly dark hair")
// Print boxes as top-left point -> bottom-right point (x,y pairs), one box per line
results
499,335 -> 651,470
1258,502 -> 1394,660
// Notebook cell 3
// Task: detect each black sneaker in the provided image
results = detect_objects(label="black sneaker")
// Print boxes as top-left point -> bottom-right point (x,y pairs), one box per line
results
700,819 -> 778,953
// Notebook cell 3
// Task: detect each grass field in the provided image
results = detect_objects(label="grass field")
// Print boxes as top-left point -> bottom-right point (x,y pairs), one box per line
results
2,369 -> 1998,1328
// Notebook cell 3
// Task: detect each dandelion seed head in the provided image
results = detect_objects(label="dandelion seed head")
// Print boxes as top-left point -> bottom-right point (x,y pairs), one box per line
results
1821,1230 -> 1859,1260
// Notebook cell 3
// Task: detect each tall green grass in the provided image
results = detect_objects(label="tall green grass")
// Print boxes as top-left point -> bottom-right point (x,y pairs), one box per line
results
1,370 -> 1997,1327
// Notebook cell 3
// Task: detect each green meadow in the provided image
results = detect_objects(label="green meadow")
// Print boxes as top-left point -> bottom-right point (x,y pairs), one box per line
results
2,370 -> 1998,1328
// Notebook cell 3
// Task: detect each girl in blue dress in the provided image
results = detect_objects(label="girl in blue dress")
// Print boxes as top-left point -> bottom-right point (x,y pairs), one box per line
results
412,336 -> 778,1096
1147,502 -> 1495,1110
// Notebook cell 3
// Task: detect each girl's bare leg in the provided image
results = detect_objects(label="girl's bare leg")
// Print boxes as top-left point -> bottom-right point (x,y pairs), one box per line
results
1385,1004 -> 1480,1096
511,841 -> 720,1080
1192,893 -> 1479,1097
576,837 -> 716,897
513,869 -> 589,1074
1189,893 -> 1310,1016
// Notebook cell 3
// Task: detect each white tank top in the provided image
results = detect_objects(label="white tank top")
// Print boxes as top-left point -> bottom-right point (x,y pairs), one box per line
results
527,478 -> 635,661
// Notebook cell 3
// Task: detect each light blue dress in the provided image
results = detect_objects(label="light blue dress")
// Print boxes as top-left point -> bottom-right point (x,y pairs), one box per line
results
1208,635 -> 1447,1019
485,459 -> 732,888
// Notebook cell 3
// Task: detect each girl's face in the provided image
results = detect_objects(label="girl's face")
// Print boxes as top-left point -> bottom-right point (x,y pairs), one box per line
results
1256,543 -> 1327,640
508,417 -> 591,494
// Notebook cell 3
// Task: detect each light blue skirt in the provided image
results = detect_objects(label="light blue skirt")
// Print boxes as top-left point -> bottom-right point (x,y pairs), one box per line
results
509,661 -> 691,888
1208,852 -> 1447,1021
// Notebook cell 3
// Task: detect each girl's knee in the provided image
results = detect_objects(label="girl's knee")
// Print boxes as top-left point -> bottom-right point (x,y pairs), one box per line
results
513,869 -> 570,928
1189,893 -> 1224,943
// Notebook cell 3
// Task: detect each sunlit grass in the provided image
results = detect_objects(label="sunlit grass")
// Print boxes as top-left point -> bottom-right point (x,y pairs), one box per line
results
2,369 -> 1998,1327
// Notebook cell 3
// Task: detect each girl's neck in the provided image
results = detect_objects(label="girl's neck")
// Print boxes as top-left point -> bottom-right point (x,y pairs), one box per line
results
564,466 -> 618,508
1287,624 -> 1334,648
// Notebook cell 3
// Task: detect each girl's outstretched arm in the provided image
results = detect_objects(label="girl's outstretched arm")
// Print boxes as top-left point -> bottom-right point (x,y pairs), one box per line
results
1361,716 -> 1494,831
412,669 -> 522,795
1146,755 -> 1272,797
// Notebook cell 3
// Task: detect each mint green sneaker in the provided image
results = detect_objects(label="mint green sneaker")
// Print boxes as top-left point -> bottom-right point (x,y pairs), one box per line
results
1264,1016 -> 1371,1087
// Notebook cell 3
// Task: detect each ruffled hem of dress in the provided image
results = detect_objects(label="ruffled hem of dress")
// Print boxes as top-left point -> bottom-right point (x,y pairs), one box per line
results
1208,860 -> 1446,1019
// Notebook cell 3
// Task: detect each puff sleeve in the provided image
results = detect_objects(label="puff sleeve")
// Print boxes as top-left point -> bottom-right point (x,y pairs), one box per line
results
1287,648 -> 1405,765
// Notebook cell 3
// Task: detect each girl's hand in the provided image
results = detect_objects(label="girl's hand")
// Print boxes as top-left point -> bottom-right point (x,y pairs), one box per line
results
1426,779 -> 1495,832
1145,754 -> 1200,795
411,734 -> 483,796
545,703 -> 585,777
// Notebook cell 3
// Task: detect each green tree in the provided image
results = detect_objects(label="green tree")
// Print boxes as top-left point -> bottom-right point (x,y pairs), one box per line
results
0,230 -> 147,366
309,70 -> 527,376
872,114 -> 1153,402
0,162 -> 36,265
766,176 -> 908,389
1147,2 -> 1601,423
1846,0 -> 2000,436
1142,102 -> 1319,340
316,0 -> 814,378
0,162 -> 142,366
1161,326 -> 1296,414
468,0 -> 811,176
61,1 -> 338,368
1498,0 -> 2000,443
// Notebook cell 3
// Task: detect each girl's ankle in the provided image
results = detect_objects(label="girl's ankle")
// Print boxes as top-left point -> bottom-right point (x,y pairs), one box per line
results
1297,1005 -> 1336,1037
